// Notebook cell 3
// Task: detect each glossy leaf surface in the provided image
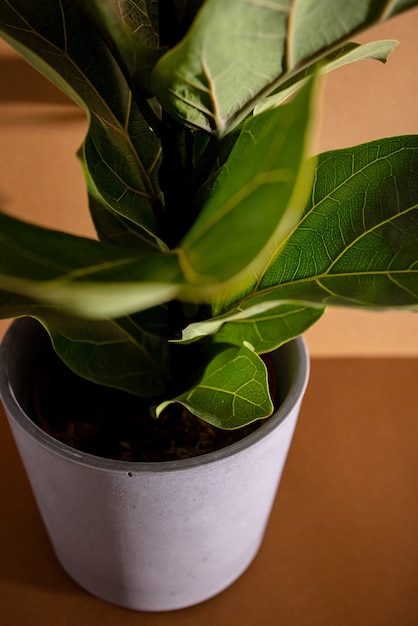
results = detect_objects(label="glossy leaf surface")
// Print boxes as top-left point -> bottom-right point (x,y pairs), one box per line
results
180,303 -> 324,353
156,340 -> 273,429
254,136 -> 418,308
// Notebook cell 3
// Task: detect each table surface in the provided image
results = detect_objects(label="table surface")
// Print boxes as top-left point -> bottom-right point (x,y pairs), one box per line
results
1,357 -> 418,626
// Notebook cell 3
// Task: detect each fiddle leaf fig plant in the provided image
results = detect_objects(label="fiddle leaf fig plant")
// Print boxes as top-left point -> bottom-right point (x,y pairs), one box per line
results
0,0 -> 417,430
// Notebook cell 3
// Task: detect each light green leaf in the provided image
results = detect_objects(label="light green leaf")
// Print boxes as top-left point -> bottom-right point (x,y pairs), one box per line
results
215,304 -> 324,352
152,0 -> 417,135
155,341 -> 273,429
177,78 -> 316,291
0,212 -> 183,318
179,302 -> 324,352
178,135 -> 418,350
255,39 -> 398,113
152,0 -> 291,136
289,0 -> 415,66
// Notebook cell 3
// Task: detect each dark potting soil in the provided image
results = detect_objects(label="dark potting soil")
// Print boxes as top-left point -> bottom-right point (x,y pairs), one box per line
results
30,345 -> 274,463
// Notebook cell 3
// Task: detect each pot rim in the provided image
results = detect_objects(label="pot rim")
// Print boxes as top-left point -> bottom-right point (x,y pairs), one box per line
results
0,318 -> 309,474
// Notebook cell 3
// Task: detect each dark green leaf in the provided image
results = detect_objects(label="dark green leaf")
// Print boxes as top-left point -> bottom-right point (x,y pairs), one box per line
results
255,136 -> 418,309
79,111 -> 163,250
0,292 -> 169,396
0,0 -> 164,249
155,341 -> 273,429
74,0 -> 163,93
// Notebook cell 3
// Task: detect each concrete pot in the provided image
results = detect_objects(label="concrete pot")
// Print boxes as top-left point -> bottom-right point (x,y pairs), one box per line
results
0,318 -> 309,611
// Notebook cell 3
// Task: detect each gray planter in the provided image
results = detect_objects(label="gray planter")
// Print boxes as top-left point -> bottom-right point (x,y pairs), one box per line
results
0,318 -> 309,611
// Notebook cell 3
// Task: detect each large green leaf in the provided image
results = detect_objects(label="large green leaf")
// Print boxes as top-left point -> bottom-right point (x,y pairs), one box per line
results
0,0 -> 164,249
152,0 -> 418,135
81,166 -> 166,251
152,0 -> 291,135
0,292 -> 169,396
155,340 -> 273,429
177,136 -> 418,349
0,212 -> 183,318
177,78 -> 316,291
0,0 -> 123,118
250,136 -> 418,309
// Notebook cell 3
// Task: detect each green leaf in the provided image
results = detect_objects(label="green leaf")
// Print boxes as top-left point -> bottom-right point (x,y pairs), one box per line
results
177,78 -> 316,291
155,341 -> 273,429
0,0 -> 164,249
178,135 -> 418,349
216,304 -> 324,352
255,40 -> 398,113
0,211 -> 268,319
152,0 -> 291,135
253,136 -> 418,310
74,0 -> 163,94
0,0 -> 126,122
0,292 -> 169,396
82,169 -> 165,251
179,302 -> 324,352
79,111 -> 163,250
45,310 -> 170,397
87,197 -> 164,251
289,0 -> 415,66
0,212 -> 183,318
152,0 -> 418,135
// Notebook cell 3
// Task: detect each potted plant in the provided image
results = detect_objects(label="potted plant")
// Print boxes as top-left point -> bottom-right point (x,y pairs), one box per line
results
0,0 -> 417,612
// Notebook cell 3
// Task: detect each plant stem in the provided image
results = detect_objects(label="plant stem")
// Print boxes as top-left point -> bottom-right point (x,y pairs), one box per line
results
157,112 -> 194,247
184,135 -> 222,197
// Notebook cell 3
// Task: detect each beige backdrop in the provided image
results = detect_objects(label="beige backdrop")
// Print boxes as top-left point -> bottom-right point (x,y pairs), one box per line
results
1,8 -> 417,355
